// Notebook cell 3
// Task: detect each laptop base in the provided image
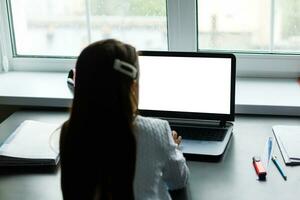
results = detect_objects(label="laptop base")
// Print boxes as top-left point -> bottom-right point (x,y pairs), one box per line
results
182,130 -> 233,162
177,123 -> 233,162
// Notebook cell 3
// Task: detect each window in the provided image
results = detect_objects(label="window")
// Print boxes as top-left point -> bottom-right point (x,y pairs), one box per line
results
197,0 -> 300,53
9,0 -> 167,57
0,0 -> 300,76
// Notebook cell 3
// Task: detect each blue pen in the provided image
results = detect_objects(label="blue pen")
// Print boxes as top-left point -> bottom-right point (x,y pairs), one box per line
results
272,155 -> 287,180
268,137 -> 273,163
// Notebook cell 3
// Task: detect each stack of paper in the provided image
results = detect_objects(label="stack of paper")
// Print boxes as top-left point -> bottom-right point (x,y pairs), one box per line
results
0,120 -> 62,167
272,125 -> 300,166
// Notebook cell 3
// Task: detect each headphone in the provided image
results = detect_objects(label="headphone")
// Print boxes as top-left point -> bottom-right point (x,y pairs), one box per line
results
67,68 -> 75,94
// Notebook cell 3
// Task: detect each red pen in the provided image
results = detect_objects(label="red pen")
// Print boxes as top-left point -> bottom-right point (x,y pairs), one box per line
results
252,156 -> 267,180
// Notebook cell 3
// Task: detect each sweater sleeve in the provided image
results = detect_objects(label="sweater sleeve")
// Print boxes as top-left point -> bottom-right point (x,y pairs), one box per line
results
161,121 -> 189,190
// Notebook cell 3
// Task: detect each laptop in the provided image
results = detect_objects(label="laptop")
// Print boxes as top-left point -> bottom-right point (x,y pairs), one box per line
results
137,51 -> 236,161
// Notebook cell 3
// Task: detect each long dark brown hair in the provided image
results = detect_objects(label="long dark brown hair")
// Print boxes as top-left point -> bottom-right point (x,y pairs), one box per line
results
60,39 -> 138,200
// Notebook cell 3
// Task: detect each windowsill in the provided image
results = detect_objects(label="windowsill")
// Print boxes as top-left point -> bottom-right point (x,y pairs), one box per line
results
0,71 -> 73,107
0,71 -> 299,116
236,77 -> 300,116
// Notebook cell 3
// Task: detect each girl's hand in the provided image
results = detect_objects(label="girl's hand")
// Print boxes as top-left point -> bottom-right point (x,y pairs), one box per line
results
172,130 -> 182,147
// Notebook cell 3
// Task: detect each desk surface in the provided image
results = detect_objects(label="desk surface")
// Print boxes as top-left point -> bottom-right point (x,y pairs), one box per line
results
0,111 -> 299,200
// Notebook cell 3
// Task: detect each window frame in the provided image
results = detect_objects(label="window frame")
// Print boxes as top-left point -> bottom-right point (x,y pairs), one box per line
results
0,0 -> 300,77
0,0 -> 12,72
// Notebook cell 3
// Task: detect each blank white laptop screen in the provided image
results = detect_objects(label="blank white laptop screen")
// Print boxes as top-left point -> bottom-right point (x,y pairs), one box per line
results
138,55 -> 232,115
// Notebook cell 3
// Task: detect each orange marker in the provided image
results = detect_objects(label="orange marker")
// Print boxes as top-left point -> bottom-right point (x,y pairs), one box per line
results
253,156 -> 267,180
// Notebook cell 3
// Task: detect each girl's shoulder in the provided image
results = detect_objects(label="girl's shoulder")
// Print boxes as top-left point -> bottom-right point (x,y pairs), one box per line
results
134,115 -> 171,142
135,115 -> 169,129
134,115 -> 173,157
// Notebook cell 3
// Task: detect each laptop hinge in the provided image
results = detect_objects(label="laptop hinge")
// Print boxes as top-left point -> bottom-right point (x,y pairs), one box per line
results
219,120 -> 226,127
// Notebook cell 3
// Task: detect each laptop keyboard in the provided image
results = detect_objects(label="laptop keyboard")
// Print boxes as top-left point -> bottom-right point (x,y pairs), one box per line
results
170,125 -> 228,141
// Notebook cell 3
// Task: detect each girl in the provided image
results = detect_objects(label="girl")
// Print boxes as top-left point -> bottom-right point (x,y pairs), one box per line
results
60,39 -> 189,200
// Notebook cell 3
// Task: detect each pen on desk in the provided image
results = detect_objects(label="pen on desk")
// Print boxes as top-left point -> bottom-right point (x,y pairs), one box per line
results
268,137 -> 273,162
263,137 -> 273,170
272,155 -> 287,181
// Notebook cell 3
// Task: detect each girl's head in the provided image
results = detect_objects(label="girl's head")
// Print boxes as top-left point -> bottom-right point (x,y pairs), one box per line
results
73,39 -> 139,119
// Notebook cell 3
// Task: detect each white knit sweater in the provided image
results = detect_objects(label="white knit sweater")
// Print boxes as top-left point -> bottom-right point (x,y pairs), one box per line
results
133,115 -> 189,200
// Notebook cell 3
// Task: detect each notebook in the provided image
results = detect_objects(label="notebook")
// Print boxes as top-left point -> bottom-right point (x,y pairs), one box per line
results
138,51 -> 236,161
0,120 -> 61,167
272,125 -> 300,166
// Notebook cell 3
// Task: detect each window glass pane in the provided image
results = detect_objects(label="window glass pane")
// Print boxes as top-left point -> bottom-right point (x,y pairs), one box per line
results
10,0 -> 88,56
274,0 -> 300,52
89,0 -> 167,51
197,0 -> 271,52
9,0 -> 167,57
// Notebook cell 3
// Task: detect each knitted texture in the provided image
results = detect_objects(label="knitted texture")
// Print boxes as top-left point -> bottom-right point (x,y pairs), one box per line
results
133,115 -> 189,200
